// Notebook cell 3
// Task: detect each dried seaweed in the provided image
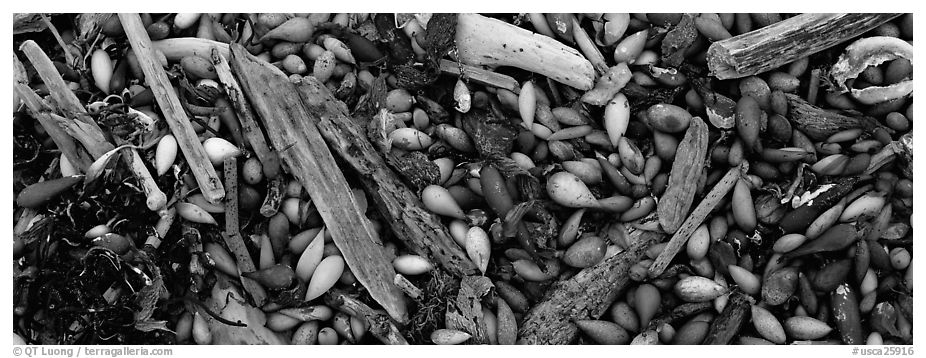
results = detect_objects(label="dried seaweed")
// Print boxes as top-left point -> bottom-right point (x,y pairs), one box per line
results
661,14 -> 698,67
461,109 -> 518,157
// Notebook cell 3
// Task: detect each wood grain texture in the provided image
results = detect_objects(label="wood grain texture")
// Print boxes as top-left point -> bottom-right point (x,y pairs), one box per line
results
228,43 -> 407,323
517,228 -> 663,344
293,76 -> 480,278
222,156 -> 267,307
707,13 -> 901,79
211,49 -> 281,180
455,13 -> 594,90
120,13 -> 226,203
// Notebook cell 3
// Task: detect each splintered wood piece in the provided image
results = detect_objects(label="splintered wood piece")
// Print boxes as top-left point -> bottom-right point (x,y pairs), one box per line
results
517,228 -> 664,344
222,156 -> 267,307
785,93 -> 887,141
707,13 -> 901,79
657,117 -> 709,234
228,43 -> 407,323
119,13 -> 225,203
211,48 -> 281,179
293,76 -> 479,277
325,289 -> 408,345
649,164 -> 746,279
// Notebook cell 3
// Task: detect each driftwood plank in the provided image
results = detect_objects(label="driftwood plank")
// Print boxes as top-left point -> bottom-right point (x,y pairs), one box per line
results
517,228 -> 663,344
120,13 -> 225,204
707,13 -> 901,79
211,49 -> 281,180
228,43 -> 408,323
293,76 -> 479,278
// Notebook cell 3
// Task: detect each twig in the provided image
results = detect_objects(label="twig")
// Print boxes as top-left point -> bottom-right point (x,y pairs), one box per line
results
222,156 -> 268,307
439,59 -> 521,95
120,13 -> 226,204
39,14 -> 77,68
211,48 -> 281,179
325,289 -> 409,345
143,206 -> 176,250
571,16 -> 608,76
649,164 -> 746,279
112,136 -> 168,211
394,274 -> 423,300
